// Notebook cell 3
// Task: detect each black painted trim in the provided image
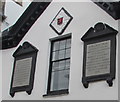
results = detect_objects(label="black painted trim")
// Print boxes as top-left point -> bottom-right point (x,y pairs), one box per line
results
10,42 -> 38,97
50,7 -> 73,35
82,35 -> 117,88
81,23 -> 118,88
45,33 -> 71,96
93,1 -> 120,20
43,89 -> 69,97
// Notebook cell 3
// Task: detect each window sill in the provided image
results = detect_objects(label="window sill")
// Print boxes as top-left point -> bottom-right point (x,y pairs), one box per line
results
43,90 -> 69,97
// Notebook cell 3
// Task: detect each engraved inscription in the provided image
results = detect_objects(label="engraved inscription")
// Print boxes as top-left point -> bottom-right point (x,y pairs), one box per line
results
86,40 -> 111,77
13,57 -> 32,87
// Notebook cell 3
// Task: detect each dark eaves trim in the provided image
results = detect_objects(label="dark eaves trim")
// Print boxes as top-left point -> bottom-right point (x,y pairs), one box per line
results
93,1 -> 120,20
0,1 -> 52,50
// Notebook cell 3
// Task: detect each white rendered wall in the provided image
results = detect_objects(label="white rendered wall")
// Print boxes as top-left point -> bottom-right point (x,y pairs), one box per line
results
1,0 -> 31,32
2,1 -> 118,100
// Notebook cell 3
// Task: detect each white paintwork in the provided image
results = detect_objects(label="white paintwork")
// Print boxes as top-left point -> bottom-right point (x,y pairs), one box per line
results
1,0 -> 31,32
1,0 -> 119,100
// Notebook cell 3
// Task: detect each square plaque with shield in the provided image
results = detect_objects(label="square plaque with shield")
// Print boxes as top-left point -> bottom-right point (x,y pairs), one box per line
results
50,7 -> 73,35
10,42 -> 38,97
81,22 -> 118,88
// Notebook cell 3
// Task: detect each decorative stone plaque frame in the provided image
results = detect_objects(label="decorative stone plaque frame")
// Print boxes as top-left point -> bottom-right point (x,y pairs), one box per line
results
81,22 -> 118,88
10,42 -> 38,97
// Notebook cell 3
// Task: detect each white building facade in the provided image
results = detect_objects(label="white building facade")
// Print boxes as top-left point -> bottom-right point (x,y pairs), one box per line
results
1,0 -> 119,100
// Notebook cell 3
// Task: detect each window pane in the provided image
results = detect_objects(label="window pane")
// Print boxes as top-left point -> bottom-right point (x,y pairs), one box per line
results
50,70 -> 69,91
49,36 -> 71,93
52,51 -> 59,61
52,62 -> 59,71
53,41 -> 59,51
65,48 -> 71,58
66,59 -> 70,69
58,50 -> 65,59
59,40 -> 66,50
66,39 -> 71,48
59,60 -> 65,70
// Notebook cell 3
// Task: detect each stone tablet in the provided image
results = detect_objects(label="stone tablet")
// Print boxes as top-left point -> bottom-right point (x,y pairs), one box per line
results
13,57 -> 32,87
86,40 -> 111,77
81,23 -> 118,88
10,42 -> 38,97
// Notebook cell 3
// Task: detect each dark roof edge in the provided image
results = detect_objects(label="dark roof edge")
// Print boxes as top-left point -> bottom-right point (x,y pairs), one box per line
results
92,1 -> 120,20
0,1 -> 52,50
